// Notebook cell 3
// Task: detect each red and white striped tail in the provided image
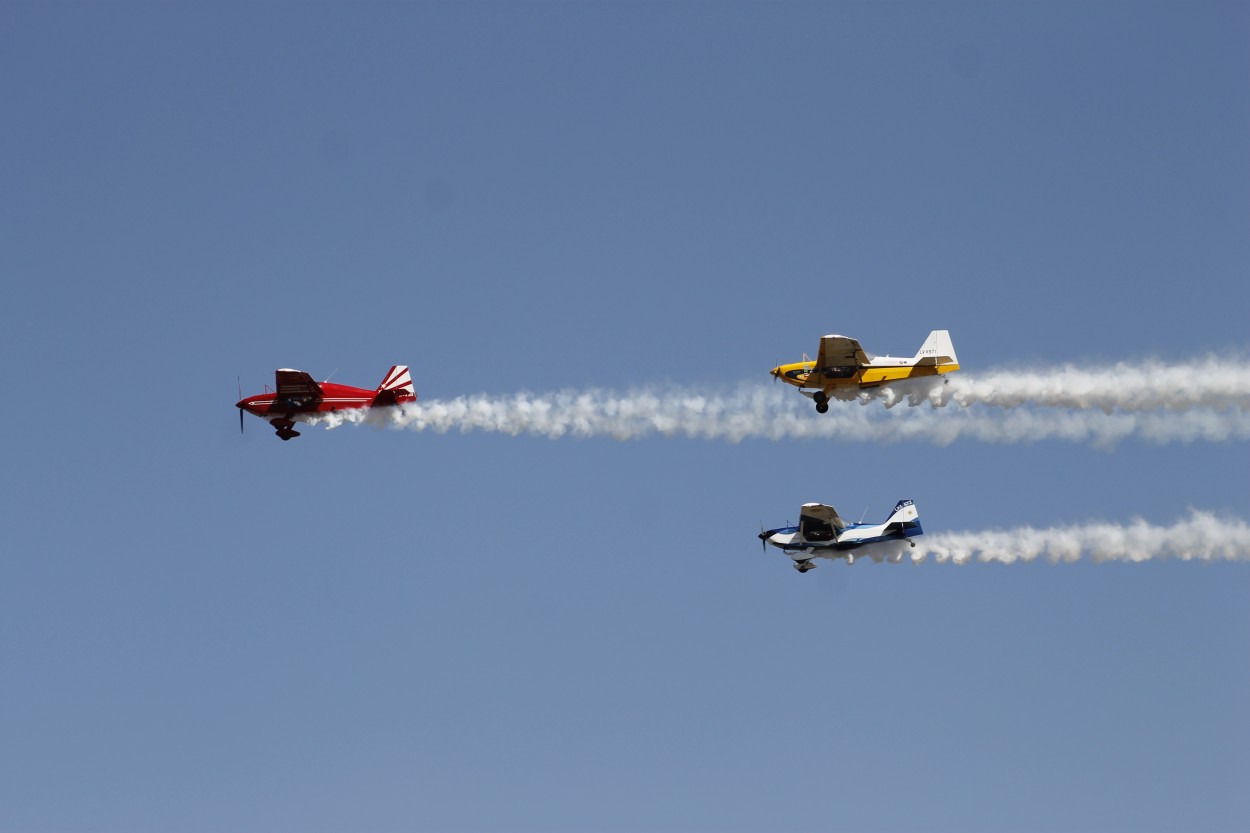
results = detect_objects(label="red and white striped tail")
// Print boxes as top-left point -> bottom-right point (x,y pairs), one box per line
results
377,365 -> 417,402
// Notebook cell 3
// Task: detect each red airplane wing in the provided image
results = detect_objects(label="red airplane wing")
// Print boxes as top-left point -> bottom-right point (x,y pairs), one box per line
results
274,369 -> 324,406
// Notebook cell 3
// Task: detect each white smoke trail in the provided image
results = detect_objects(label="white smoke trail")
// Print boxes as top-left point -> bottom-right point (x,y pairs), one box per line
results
828,511 -> 1250,565
833,355 -> 1250,412
310,384 -> 1250,447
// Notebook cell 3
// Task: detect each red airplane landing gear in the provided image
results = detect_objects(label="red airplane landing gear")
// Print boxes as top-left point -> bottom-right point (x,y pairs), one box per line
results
269,418 -> 301,441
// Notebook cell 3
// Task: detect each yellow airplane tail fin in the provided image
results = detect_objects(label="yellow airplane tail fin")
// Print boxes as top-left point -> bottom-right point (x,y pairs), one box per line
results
914,330 -> 958,367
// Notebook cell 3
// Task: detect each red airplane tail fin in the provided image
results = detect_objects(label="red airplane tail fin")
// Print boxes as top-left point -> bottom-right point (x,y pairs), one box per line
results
374,365 -> 417,406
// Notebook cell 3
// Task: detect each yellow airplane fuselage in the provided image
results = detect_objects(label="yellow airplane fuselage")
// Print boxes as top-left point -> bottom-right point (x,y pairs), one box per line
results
771,360 -> 961,391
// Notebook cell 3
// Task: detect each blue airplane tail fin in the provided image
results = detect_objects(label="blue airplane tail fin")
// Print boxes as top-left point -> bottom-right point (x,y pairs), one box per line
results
885,500 -> 923,536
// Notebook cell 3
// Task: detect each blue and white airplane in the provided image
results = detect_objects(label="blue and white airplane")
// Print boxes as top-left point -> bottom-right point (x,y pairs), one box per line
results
759,499 -> 922,572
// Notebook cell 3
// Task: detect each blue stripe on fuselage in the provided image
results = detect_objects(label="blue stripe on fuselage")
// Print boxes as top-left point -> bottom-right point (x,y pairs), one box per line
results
833,521 -> 923,550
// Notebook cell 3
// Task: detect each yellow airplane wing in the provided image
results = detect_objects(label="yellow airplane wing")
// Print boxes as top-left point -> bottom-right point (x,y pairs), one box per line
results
815,335 -> 870,376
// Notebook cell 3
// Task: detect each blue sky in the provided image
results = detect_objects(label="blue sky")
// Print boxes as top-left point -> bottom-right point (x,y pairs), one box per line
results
2,2 -> 1248,831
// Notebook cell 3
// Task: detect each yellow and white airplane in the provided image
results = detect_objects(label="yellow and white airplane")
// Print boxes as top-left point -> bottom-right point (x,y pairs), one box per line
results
771,330 -> 960,412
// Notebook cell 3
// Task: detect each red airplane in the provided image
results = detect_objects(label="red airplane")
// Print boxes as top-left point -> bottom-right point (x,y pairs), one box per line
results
236,365 -> 417,440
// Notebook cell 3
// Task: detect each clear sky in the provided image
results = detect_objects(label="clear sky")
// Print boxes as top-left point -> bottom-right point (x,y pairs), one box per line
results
2,2 -> 1248,831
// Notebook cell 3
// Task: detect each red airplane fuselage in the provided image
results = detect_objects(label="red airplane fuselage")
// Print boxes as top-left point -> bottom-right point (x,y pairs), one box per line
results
236,366 -> 417,440
237,381 -> 389,419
